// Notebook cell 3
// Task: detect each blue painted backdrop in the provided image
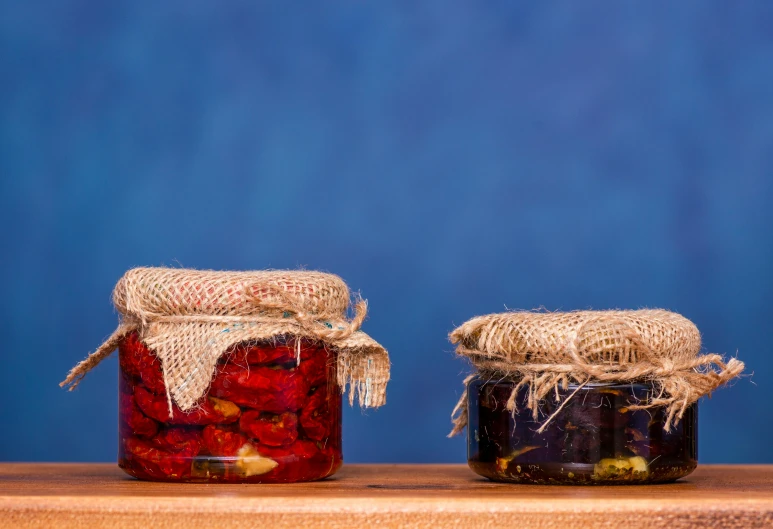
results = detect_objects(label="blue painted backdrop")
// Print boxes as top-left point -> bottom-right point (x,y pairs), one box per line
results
1,1 -> 771,464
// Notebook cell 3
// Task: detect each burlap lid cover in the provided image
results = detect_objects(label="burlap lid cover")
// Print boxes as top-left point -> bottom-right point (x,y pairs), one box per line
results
61,267 -> 390,411
449,309 -> 743,436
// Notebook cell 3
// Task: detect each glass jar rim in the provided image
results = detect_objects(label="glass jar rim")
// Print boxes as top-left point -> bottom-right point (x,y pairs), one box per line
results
469,375 -> 655,389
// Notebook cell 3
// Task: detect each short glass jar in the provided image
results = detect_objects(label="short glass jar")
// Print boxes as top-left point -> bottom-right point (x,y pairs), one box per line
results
118,332 -> 342,483
467,376 -> 697,484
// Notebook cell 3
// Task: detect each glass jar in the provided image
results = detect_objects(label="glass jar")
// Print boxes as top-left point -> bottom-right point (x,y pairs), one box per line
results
118,332 -> 342,483
466,376 -> 697,484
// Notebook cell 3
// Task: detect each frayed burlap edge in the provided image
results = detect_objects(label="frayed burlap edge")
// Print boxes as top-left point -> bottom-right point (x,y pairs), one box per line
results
448,309 -> 744,436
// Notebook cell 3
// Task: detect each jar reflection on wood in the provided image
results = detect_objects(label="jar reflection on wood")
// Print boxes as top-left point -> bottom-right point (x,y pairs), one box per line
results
467,376 -> 697,484
118,332 -> 342,483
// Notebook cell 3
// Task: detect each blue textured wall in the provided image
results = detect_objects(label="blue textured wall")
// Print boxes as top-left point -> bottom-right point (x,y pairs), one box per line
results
1,1 -> 771,464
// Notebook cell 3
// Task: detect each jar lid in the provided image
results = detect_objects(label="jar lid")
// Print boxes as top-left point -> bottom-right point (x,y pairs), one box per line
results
451,309 -> 701,366
449,309 -> 743,436
114,268 -> 352,321
62,267 -> 390,412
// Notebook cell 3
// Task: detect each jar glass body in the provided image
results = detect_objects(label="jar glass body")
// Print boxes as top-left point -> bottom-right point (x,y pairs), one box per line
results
118,332 -> 342,483
467,376 -> 697,484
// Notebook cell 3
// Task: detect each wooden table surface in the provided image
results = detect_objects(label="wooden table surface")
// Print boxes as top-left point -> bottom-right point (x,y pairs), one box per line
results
1,463 -> 771,528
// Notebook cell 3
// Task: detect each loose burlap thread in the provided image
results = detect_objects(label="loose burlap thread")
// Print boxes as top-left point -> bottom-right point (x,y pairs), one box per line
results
61,267 -> 390,411
449,309 -> 744,436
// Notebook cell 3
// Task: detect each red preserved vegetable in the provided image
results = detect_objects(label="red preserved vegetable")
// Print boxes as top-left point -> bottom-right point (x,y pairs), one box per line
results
123,438 -> 194,480
298,349 -> 330,387
260,439 -> 320,461
119,332 -> 166,394
152,428 -> 202,457
202,425 -> 249,457
240,411 -> 298,446
209,364 -> 309,412
222,339 -> 323,367
225,342 -> 295,366
118,335 -> 342,483
201,425 -> 279,477
134,386 -> 240,425
119,392 -> 158,438
300,386 -> 334,441
258,440 -> 341,482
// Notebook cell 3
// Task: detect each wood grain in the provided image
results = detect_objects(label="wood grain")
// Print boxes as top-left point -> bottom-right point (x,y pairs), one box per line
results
1,464 -> 771,528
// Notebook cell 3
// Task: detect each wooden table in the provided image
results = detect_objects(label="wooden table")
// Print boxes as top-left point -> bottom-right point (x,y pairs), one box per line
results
1,464 -> 771,528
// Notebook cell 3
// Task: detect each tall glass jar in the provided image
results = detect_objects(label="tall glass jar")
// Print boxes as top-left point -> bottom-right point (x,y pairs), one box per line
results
118,332 -> 342,483
467,376 -> 697,484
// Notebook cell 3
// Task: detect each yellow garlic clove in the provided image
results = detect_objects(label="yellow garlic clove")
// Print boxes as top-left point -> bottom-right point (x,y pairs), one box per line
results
235,444 -> 279,477
593,455 -> 649,479
629,456 -> 648,473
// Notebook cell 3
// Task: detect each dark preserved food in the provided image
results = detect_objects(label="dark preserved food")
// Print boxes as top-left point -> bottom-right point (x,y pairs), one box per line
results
467,377 -> 697,484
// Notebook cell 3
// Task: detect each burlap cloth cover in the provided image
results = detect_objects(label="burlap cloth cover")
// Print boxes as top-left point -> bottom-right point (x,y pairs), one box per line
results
61,267 -> 390,411
449,309 -> 743,436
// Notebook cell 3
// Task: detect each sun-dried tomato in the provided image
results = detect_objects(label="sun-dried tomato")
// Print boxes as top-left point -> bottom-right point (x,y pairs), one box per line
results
300,385 -> 334,441
119,332 -> 166,394
201,426 -> 279,477
134,386 -> 240,425
210,364 -> 309,412
222,338 -> 324,367
152,428 -> 202,457
255,439 -> 333,481
260,439 -> 320,461
202,425 -> 248,457
221,342 -> 291,366
123,437 -> 194,480
119,392 -> 158,438
240,410 -> 298,446
298,349 -> 330,388
119,334 -> 343,483
119,333 -> 143,377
